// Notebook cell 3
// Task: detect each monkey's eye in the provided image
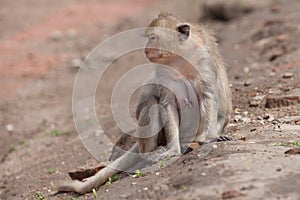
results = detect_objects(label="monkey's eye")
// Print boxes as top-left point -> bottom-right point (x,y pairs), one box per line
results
148,34 -> 157,41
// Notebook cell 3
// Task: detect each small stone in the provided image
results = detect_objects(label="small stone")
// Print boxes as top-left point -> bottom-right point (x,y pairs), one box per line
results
222,190 -> 242,199
249,100 -> 259,107
131,182 -> 137,185
282,72 -> 293,79
49,30 -> 63,41
267,116 -> 275,122
240,136 -> 246,141
212,144 -> 218,149
143,187 -> 148,191
71,58 -> 82,68
160,184 -> 169,191
244,79 -> 252,86
272,119 -> 280,124
241,117 -> 250,123
66,29 -> 77,39
270,4 -> 281,13
6,124 -> 13,132
276,34 -> 288,42
269,72 -> 276,76
257,116 -> 263,120
234,115 -> 242,122
265,96 -> 299,108
201,172 -> 206,176
285,148 -> 300,154
119,194 -> 129,199
153,186 -> 160,191
269,48 -> 285,61
276,168 -> 282,172
244,67 -> 250,73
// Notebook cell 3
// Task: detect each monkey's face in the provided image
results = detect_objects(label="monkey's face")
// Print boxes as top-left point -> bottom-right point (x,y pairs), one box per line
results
144,23 -> 191,64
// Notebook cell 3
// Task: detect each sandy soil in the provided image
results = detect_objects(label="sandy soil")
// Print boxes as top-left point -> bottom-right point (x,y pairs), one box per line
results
0,0 -> 299,199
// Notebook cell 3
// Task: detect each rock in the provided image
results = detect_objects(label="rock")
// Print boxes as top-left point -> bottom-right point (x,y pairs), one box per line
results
241,117 -> 250,123
250,95 -> 266,107
270,4 -> 281,13
49,30 -> 63,41
243,67 -> 250,73
71,58 -> 82,68
249,95 -> 265,107
276,34 -> 288,42
234,115 -> 242,122
6,124 -> 13,132
244,79 -> 252,86
284,148 -> 300,155
269,47 -> 285,61
282,72 -> 293,79
265,95 -> 299,108
68,163 -> 108,181
201,0 -> 254,22
66,29 -> 77,39
222,190 -> 242,199
249,100 -> 259,107
119,194 -> 130,199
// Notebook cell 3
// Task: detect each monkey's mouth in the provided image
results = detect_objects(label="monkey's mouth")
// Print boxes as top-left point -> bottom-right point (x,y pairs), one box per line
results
145,50 -> 174,63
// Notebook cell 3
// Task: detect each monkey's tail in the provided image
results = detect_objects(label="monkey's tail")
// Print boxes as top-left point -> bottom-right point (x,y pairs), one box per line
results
53,166 -> 117,194
53,180 -> 88,194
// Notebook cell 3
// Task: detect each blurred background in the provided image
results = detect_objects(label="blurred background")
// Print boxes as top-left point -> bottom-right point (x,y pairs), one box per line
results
0,0 -> 299,199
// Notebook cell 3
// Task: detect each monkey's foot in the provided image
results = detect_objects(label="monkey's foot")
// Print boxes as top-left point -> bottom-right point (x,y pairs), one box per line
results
202,135 -> 232,144
217,135 -> 232,142
145,147 -> 180,163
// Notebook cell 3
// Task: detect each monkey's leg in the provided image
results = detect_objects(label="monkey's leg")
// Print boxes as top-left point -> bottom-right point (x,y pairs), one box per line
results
162,104 -> 180,154
147,103 -> 180,162
201,96 -> 220,141
55,144 -> 143,194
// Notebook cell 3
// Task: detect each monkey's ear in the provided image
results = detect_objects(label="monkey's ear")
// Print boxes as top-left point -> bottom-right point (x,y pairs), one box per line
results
176,24 -> 190,41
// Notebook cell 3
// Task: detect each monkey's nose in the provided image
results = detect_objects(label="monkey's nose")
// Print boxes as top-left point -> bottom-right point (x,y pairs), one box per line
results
144,48 -> 150,54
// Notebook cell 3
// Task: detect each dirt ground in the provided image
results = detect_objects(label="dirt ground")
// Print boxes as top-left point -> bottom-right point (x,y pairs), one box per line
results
0,0 -> 299,199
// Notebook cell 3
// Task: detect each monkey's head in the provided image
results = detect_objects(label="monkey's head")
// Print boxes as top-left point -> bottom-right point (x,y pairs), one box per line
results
144,12 -> 192,64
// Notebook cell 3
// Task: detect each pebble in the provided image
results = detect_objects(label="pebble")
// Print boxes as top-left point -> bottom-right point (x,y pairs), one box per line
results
276,34 -> 288,42
234,115 -> 242,122
244,79 -> 252,86
241,117 -> 251,123
6,124 -> 13,132
160,184 -> 169,191
119,194 -> 129,199
270,4 -> 281,13
269,72 -> 276,76
249,100 -> 260,107
66,29 -> 77,39
71,58 -> 82,68
49,30 -> 63,41
282,72 -> 293,79
244,67 -> 250,73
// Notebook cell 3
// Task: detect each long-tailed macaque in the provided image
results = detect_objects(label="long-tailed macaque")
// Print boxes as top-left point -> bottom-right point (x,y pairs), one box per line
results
54,12 -> 232,194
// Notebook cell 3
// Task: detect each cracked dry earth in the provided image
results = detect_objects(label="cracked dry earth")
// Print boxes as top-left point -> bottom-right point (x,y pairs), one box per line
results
0,0 -> 300,200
